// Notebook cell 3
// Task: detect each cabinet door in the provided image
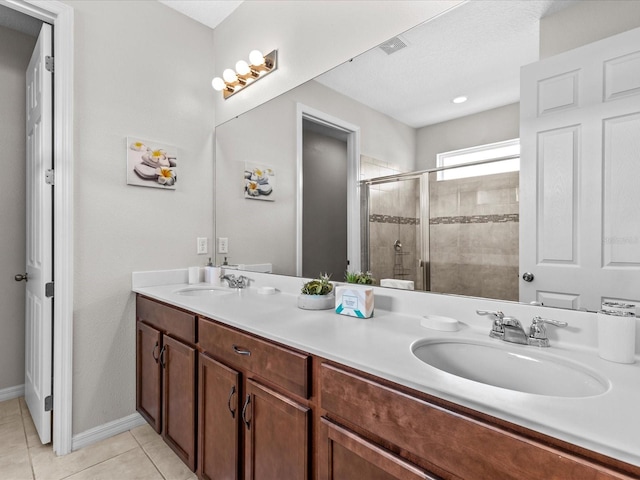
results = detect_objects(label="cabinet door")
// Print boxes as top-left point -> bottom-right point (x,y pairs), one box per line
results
162,335 -> 197,471
199,354 -> 240,480
243,379 -> 310,480
136,321 -> 162,433
319,418 -> 437,480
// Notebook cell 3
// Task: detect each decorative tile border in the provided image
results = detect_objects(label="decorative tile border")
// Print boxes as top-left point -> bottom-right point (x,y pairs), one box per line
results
430,213 -> 519,225
369,213 -> 519,225
369,214 -> 420,225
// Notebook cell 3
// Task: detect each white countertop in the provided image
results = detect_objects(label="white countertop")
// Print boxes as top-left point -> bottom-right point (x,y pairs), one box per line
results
132,269 -> 640,468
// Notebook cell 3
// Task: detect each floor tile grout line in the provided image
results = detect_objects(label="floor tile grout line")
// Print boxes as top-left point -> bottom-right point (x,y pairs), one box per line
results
18,399 -> 36,480
131,429 -> 168,480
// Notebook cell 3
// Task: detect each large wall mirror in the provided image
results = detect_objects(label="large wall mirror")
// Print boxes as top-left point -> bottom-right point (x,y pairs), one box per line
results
215,0 -> 640,312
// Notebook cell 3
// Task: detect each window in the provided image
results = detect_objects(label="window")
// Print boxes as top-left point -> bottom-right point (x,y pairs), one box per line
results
436,139 -> 520,180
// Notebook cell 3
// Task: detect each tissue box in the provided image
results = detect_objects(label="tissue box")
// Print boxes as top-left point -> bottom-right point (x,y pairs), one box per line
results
335,285 -> 374,318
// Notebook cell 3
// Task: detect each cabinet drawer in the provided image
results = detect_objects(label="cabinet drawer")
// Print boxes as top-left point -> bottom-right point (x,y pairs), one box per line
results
199,318 -> 310,399
136,295 -> 196,344
321,363 -> 627,480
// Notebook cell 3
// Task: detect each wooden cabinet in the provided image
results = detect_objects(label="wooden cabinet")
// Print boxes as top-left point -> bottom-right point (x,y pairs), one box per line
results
198,354 -> 240,480
244,379 -> 309,480
136,296 -> 197,471
136,320 -> 162,432
198,317 -> 312,480
162,335 -> 197,470
136,295 -> 640,480
319,418 -> 437,480
319,362 -> 636,480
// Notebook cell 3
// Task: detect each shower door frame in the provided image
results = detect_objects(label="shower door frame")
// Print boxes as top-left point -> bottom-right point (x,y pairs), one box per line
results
361,154 -> 520,292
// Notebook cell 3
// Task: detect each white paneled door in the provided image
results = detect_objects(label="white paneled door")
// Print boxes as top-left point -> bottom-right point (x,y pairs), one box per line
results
25,23 -> 53,445
520,27 -> 640,311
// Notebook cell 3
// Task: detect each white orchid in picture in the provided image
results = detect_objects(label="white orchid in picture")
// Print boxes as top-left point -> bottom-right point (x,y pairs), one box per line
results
126,137 -> 178,189
244,162 -> 275,201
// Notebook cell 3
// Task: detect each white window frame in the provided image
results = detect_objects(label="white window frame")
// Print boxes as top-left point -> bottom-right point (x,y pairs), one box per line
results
436,138 -> 520,181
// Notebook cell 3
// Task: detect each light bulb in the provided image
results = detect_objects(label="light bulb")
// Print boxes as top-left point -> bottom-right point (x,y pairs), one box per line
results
452,96 -> 468,104
223,68 -> 237,83
211,77 -> 225,91
235,60 -> 250,75
249,49 -> 265,66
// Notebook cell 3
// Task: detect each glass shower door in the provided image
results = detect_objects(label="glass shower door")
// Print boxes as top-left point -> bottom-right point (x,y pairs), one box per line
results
363,176 -> 427,291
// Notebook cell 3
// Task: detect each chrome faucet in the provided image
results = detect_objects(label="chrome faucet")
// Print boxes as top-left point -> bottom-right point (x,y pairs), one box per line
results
476,310 -> 568,347
220,273 -> 249,289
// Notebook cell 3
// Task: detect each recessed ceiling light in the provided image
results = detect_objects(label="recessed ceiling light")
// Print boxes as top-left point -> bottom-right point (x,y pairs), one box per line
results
452,96 -> 468,104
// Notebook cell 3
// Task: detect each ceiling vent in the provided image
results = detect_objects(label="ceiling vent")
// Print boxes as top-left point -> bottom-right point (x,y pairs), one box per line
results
379,36 -> 408,55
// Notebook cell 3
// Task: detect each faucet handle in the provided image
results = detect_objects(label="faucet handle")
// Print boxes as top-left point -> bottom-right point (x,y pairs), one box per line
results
477,310 -> 506,337
476,310 -> 504,319
528,316 -> 568,347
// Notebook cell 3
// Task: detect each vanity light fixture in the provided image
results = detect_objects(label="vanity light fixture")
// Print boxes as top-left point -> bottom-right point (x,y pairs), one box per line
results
452,95 -> 468,104
211,49 -> 278,99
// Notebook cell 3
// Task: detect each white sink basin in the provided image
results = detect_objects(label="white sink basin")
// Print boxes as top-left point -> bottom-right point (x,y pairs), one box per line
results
174,286 -> 234,297
411,339 -> 609,398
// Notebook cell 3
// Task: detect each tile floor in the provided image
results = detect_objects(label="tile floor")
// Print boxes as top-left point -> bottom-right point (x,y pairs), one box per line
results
0,397 -> 197,480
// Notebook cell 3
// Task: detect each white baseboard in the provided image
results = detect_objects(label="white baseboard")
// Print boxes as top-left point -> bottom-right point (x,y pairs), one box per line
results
72,412 -> 147,451
0,384 -> 25,402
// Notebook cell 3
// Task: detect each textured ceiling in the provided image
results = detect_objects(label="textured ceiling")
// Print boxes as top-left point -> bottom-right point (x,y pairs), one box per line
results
315,0 -> 575,128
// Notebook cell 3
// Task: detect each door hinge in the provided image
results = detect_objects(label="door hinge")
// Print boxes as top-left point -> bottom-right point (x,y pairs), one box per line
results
45,282 -> 54,298
45,56 -> 54,73
45,169 -> 55,185
45,395 -> 53,411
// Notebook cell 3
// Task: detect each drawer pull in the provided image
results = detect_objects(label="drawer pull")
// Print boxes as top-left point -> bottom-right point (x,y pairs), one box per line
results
241,394 -> 251,430
227,385 -> 236,418
232,344 -> 251,356
152,341 -> 160,363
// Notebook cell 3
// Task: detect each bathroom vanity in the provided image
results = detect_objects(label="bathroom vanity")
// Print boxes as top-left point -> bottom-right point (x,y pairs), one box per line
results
133,270 -> 640,479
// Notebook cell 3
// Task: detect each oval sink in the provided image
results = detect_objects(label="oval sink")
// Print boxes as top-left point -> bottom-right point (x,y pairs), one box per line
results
174,286 -> 234,297
411,339 -> 609,398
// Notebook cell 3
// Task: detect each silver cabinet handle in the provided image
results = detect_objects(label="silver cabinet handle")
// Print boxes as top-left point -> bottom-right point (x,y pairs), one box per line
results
152,341 -> 159,363
241,394 -> 251,429
159,345 -> 167,368
227,385 -> 236,419
232,344 -> 251,356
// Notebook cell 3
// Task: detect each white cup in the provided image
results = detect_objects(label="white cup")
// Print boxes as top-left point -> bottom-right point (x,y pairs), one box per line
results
188,266 -> 200,285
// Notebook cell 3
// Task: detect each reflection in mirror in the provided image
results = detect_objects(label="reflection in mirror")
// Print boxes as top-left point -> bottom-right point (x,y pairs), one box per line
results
215,0 -> 640,311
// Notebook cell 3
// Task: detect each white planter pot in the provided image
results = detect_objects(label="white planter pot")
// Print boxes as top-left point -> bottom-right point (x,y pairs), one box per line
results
297,294 -> 335,310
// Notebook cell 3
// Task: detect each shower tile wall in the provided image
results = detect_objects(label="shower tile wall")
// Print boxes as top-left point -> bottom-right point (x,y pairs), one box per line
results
363,156 -> 420,286
429,171 -> 519,301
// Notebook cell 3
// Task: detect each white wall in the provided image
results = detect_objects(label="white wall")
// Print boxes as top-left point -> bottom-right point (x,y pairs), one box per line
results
64,0 -> 214,434
0,26 -> 36,393
215,80 -> 416,275
415,103 -> 520,171
212,0 -> 464,125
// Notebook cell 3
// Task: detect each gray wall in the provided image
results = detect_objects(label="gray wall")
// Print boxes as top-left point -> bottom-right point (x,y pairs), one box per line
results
215,80 -> 416,275
0,26 -> 36,393
302,126 -> 348,278
64,0 -> 215,435
415,103 -> 520,171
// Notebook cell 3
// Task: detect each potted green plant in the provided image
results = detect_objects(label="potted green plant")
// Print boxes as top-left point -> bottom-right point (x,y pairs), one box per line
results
344,270 -> 375,285
298,273 -> 335,310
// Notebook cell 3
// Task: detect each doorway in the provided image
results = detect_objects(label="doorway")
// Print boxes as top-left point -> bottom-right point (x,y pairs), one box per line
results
0,8 -> 38,403
296,104 -> 361,278
1,0 -> 74,456
301,120 -> 348,278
